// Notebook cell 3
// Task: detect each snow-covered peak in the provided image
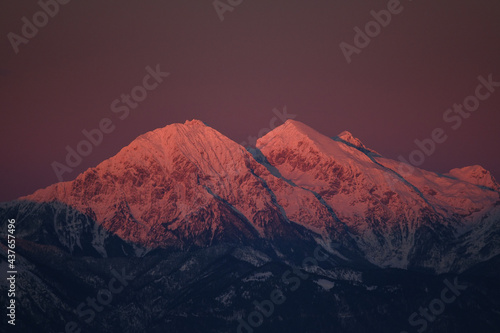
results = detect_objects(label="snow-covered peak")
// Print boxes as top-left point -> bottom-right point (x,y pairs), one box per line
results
101,119 -> 251,183
259,119 -> 327,144
447,165 -> 499,191
146,119 -> 216,141
257,120 -> 374,166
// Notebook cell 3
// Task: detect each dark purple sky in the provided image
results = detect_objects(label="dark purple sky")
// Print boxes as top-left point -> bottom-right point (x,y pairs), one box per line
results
1,0 -> 499,202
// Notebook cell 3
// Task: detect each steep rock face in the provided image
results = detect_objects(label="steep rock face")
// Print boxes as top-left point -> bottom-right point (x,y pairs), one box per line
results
25,120 -> 272,247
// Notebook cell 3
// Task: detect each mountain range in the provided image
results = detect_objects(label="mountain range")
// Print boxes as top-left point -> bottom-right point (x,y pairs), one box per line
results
1,119 -> 499,333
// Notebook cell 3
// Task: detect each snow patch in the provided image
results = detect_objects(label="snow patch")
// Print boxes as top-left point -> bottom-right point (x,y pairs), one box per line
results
315,279 -> 335,290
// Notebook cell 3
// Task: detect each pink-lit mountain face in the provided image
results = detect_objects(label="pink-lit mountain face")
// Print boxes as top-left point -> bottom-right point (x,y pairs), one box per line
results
19,120 -> 500,273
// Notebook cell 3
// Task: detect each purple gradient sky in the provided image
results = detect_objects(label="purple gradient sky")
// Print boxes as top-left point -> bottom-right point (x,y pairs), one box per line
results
1,0 -> 499,202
